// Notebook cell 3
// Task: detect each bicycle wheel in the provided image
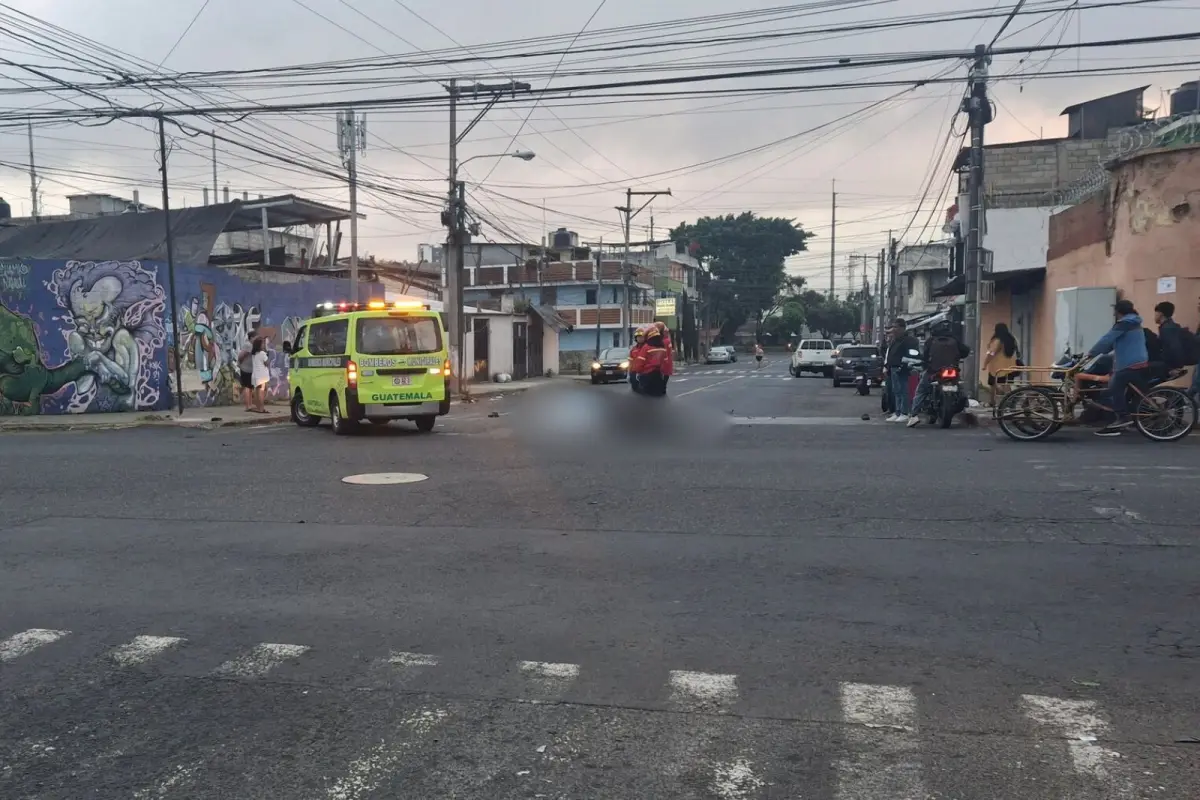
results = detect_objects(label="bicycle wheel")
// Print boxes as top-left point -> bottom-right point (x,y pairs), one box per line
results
1133,386 -> 1197,442
996,386 -> 1062,442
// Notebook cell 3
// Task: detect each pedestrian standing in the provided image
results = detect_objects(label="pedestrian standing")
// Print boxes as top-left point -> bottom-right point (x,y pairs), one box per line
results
236,343 -> 254,410
884,318 -> 917,422
251,337 -> 270,413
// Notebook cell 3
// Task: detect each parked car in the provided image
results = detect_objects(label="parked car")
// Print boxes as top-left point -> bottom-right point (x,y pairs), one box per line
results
790,338 -> 835,377
831,344 -> 884,387
705,345 -> 734,364
590,347 -> 631,384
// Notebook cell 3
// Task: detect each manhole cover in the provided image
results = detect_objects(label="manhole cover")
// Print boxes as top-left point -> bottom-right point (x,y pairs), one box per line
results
341,472 -> 429,485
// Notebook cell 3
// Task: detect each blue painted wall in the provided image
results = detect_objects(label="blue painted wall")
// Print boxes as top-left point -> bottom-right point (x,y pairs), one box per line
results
0,257 -> 352,415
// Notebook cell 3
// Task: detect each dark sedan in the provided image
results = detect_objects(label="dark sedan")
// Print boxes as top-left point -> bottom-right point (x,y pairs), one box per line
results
590,347 -> 631,384
831,344 -> 885,387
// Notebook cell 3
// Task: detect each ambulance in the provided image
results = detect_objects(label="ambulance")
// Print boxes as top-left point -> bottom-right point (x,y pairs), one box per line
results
282,300 -> 450,434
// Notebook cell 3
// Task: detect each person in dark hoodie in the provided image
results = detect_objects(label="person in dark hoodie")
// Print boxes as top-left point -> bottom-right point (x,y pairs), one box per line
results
883,318 -> 919,422
1087,299 -> 1149,436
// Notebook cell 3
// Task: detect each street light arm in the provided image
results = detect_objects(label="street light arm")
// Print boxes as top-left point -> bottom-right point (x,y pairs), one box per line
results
459,151 -> 537,168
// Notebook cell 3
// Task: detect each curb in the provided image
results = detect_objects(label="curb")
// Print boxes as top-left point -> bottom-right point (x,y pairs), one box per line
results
0,411 -> 292,433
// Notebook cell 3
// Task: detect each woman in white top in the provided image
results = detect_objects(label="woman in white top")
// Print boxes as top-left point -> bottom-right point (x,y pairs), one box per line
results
250,338 -> 270,412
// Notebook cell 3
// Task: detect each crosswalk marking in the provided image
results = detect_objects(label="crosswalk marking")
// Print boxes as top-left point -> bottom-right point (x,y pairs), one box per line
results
109,635 -> 186,667
669,670 -> 738,712
386,650 -> 439,668
518,660 -> 580,696
322,707 -> 450,800
0,627 -> 70,662
210,642 -> 310,678
1022,694 -> 1134,797
837,683 -> 925,800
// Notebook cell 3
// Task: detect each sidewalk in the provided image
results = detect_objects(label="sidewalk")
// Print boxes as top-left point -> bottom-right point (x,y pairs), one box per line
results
0,375 -> 590,432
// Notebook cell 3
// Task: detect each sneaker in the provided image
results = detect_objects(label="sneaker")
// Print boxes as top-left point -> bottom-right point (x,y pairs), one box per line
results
1095,419 -> 1133,436
906,415 -> 922,428
895,414 -> 909,423
885,414 -> 899,422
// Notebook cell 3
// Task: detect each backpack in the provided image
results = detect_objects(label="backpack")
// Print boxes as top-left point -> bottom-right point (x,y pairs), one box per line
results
1176,326 -> 1200,367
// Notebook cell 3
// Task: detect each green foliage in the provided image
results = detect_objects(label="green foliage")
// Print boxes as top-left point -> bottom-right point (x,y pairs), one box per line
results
672,212 -> 812,340
794,290 -> 860,338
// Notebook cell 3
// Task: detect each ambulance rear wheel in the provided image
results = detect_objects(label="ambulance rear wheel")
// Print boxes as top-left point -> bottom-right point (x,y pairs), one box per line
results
414,415 -> 436,433
291,391 -> 319,428
330,391 -> 355,435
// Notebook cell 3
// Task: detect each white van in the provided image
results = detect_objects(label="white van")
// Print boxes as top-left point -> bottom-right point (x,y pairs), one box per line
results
790,338 -> 835,377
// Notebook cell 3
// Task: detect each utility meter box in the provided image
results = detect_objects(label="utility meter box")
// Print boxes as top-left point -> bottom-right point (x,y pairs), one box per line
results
1055,286 -> 1117,357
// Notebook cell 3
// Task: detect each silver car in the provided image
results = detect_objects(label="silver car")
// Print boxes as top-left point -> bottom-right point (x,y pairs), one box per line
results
705,346 -> 734,364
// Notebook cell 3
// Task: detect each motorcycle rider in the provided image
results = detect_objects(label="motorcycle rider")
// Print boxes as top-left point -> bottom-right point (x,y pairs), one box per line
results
907,320 -> 971,428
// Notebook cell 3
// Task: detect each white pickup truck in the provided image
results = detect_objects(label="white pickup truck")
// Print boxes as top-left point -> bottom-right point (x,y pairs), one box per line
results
789,338 -> 835,377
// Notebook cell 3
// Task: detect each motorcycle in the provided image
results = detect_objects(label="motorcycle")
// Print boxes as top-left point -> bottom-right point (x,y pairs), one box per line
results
925,364 -> 967,429
853,364 -> 870,396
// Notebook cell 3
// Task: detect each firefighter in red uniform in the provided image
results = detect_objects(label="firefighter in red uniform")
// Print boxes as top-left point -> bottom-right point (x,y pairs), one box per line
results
638,324 -> 671,396
628,328 -> 647,392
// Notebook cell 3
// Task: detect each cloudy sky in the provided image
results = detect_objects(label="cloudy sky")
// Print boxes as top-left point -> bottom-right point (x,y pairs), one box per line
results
0,0 -> 1196,294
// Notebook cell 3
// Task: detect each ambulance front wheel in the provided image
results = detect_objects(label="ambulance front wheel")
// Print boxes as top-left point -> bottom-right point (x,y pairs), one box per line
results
291,391 -> 319,427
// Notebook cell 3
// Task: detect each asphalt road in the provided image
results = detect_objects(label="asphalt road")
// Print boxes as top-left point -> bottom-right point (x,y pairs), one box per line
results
2,357 -> 1197,799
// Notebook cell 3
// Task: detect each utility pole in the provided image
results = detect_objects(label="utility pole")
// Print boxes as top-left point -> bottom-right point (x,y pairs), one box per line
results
594,241 -> 603,356
443,78 -> 532,394
156,116 -> 185,416
210,130 -> 218,206
618,188 -> 672,347
875,249 -> 885,342
860,263 -> 870,342
887,232 -> 898,322
26,120 -> 39,221
963,44 -> 993,399
829,179 -> 836,298
337,110 -> 366,303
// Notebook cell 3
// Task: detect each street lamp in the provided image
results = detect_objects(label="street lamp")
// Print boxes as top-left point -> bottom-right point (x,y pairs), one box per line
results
459,150 -> 537,168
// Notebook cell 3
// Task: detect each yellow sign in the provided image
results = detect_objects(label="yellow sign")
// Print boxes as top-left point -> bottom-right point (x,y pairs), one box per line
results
654,297 -> 677,315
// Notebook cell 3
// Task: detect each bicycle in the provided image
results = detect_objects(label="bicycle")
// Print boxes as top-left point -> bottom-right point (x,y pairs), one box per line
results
994,353 -> 1197,443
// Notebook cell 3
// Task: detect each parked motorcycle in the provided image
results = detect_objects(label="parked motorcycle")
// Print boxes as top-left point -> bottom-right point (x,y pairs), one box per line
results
853,364 -> 870,396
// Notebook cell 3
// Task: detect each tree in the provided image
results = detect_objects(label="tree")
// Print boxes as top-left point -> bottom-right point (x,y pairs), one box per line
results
796,291 -> 859,338
762,300 -> 806,342
671,212 -> 812,341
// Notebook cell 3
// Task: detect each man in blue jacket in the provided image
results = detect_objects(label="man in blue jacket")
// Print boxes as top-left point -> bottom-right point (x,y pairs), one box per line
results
1088,299 -> 1149,436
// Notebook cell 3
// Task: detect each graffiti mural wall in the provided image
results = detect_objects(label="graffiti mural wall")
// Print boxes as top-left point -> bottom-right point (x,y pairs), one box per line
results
0,258 -> 349,415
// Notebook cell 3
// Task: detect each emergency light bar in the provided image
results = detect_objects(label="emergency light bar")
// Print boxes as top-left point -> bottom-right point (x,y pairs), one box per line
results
311,300 -> 430,317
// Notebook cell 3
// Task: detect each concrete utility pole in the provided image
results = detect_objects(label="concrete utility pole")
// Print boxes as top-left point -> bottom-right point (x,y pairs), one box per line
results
962,44 -> 993,399
875,249 -> 885,342
594,241 -> 604,356
156,116 -> 184,416
829,180 -> 837,298
337,110 -> 366,302
443,78 -> 532,393
211,131 -> 218,206
886,231 -> 898,322
26,120 -> 39,221
618,187 -> 672,347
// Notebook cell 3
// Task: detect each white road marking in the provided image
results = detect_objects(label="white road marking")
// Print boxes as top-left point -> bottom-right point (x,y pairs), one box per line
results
1092,506 -> 1144,522
109,635 -> 186,667
835,683 -> 924,800
731,416 -> 867,426
1022,694 -> 1134,796
675,375 -> 745,398
518,660 -> 580,695
668,670 -> 739,712
387,651 -> 439,668
0,628 -> 70,662
710,757 -> 766,799
341,472 -> 428,485
323,708 -> 450,799
211,643 -> 310,678
132,762 -> 200,799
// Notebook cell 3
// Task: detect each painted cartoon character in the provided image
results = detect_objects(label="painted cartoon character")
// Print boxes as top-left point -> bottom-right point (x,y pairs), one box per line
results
0,302 -> 88,414
187,298 -> 218,387
48,260 -> 166,413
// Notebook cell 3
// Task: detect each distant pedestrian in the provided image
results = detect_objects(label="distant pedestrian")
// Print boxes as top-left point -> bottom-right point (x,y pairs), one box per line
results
754,342 -> 764,369
236,343 -> 254,410
250,337 -> 270,412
